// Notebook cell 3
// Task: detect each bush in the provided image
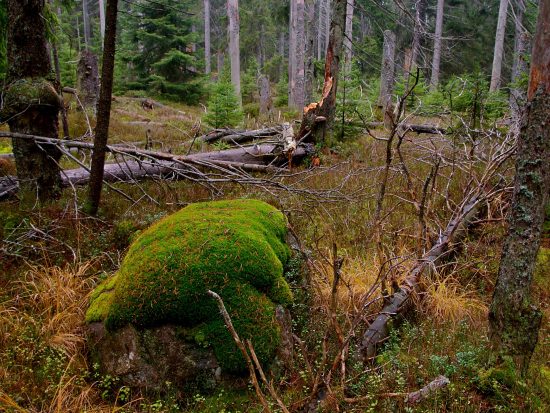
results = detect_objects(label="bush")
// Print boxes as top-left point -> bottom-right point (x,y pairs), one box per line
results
86,199 -> 292,373
204,81 -> 243,129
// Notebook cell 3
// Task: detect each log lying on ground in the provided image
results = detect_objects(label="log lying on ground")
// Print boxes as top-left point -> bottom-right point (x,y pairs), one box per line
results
198,126 -> 283,144
0,131 -> 311,200
364,122 -> 448,135
359,192 -> 484,360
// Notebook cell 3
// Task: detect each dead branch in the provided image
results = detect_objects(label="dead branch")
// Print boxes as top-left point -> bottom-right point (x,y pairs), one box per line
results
405,375 -> 450,404
198,126 -> 283,144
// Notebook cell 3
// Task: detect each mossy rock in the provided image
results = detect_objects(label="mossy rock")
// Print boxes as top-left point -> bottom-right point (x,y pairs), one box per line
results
86,199 -> 292,373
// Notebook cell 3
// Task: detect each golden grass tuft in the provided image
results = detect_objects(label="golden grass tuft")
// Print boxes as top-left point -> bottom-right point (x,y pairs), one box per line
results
422,275 -> 488,326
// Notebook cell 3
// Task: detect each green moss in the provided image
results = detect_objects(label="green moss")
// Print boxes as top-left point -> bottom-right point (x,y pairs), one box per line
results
86,199 -> 292,373
86,275 -> 119,323
1,77 -> 60,119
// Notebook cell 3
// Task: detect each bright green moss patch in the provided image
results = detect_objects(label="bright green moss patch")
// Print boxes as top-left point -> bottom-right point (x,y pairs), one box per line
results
86,199 -> 292,372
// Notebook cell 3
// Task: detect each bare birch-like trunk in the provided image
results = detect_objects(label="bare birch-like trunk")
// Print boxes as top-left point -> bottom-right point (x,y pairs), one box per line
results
289,0 -> 296,104
343,0 -> 354,77
305,0 -> 316,103
227,0 -> 241,103
82,0 -> 91,48
378,30 -> 396,108
204,0 -> 211,74
490,0 -> 509,91
430,0 -> 444,90
98,0 -> 105,43
290,0 -> 306,109
489,0 -> 549,375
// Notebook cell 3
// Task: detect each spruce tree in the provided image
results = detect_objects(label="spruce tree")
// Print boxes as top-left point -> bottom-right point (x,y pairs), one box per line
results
204,81 -> 243,129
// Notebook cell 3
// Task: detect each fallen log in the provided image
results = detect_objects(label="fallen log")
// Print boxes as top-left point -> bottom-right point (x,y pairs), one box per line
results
364,122 -> 448,135
0,131 -> 312,200
199,126 -> 283,144
359,192 -> 484,360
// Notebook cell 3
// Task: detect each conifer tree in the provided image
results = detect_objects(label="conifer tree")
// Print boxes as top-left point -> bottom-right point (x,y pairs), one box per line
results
204,81 -> 243,129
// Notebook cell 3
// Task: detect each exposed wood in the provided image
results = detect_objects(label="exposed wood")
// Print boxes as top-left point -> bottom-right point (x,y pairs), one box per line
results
490,0 -> 509,92
360,192 -> 484,360
198,126 -> 283,144
405,376 -> 450,404
364,122 -> 447,135
378,30 -> 396,108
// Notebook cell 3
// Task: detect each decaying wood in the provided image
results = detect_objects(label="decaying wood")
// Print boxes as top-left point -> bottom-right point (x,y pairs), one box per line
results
198,126 -> 283,144
359,191 -> 485,360
405,375 -> 450,404
0,131 -> 312,199
364,122 -> 447,135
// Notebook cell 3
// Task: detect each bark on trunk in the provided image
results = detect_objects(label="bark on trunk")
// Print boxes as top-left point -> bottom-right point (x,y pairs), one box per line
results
77,50 -> 100,110
490,0 -> 510,92
50,1 -> 70,139
204,0 -> 211,74
82,0 -> 91,48
2,0 -> 62,203
509,0 -> 530,125
378,30 -> 396,108
258,75 -> 273,116
304,0 -> 315,103
289,0 -> 297,105
298,0 -> 346,144
99,0 -> 105,43
86,0 -> 118,215
290,0 -> 306,109
227,0 -> 241,104
489,0 -> 550,375
429,0 -> 444,90
343,0 -> 354,77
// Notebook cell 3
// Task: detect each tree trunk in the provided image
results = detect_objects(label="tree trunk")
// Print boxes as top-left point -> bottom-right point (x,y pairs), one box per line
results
343,0 -> 354,77
2,0 -> 62,203
429,0 -> 444,90
204,0 -> 211,74
289,0 -> 297,105
490,0 -> 509,92
50,1 -> 70,139
99,0 -> 105,43
305,0 -> 316,103
298,0 -> 346,144
227,0 -> 241,104
509,0 -> 530,125
290,0 -> 306,109
258,75 -> 273,115
406,0 -> 426,83
489,0 -> 550,375
82,0 -> 91,48
378,30 -> 396,108
317,0 -> 324,60
86,0 -> 118,215
77,49 -> 100,110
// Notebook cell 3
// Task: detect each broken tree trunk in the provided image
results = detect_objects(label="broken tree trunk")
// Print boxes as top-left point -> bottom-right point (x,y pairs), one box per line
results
77,49 -> 100,110
198,126 -> 283,144
359,192 -> 485,360
298,0 -> 347,144
378,30 -> 396,108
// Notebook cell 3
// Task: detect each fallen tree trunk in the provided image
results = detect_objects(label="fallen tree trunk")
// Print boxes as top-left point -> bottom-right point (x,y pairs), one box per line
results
359,192 -> 484,360
0,131 -> 311,200
198,126 -> 283,144
364,122 -> 448,135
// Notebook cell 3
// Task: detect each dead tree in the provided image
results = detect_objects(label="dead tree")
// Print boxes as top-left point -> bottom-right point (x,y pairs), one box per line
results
289,0 -> 306,109
298,0 -> 347,144
77,49 -> 99,110
87,0 -> 118,215
1,0 -> 62,203
490,0 -> 509,91
489,0 -> 550,375
378,30 -> 396,108
227,0 -> 241,103
429,0 -> 445,90
343,0 -> 355,77
258,75 -> 273,116
509,0 -> 530,127
204,0 -> 212,74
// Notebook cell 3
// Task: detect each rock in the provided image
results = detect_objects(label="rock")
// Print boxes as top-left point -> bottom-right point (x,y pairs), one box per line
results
87,323 -> 220,393
86,199 -> 297,395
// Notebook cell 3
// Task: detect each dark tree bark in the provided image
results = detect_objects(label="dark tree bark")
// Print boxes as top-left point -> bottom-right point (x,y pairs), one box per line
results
489,0 -> 550,375
298,0 -> 346,144
77,49 -> 100,110
86,0 -> 118,215
1,0 -> 62,203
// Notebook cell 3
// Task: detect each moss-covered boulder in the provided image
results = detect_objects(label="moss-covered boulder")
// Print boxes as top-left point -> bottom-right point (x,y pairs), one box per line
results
87,199 -> 293,374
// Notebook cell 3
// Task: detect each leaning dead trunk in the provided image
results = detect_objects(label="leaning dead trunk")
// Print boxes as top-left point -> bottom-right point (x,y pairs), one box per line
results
489,0 -> 549,375
298,0 -> 347,144
1,0 -> 62,203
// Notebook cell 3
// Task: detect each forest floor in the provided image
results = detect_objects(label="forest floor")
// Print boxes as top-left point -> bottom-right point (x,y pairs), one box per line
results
0,97 -> 548,413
